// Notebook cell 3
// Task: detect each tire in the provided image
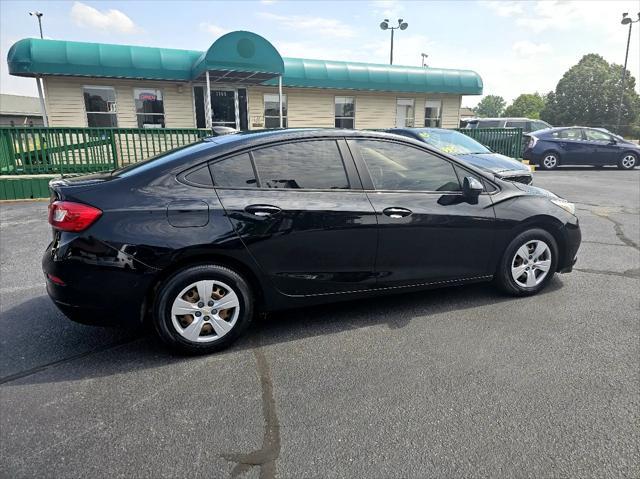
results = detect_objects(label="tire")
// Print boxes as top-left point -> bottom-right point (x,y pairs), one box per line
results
152,264 -> 253,354
539,152 -> 559,170
618,152 -> 637,170
495,228 -> 559,296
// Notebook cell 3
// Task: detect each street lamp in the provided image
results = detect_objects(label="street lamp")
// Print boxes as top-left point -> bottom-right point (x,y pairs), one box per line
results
616,11 -> 640,131
29,11 -> 44,39
380,18 -> 408,65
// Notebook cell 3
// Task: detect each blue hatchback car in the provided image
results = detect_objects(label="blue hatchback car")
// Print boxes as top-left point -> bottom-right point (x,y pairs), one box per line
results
523,127 -> 639,170
387,128 -> 533,184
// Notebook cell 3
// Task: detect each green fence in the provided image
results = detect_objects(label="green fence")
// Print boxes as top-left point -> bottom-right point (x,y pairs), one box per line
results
0,127 -> 209,176
455,127 -> 524,159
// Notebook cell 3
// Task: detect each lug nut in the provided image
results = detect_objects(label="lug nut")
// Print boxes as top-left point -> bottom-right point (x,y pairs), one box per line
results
204,316 -> 210,321
195,311 -> 202,317
208,301 -> 214,306
197,302 -> 204,308
212,309 -> 218,314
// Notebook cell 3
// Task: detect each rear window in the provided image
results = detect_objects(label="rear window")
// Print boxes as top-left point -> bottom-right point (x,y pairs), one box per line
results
252,140 -> 349,189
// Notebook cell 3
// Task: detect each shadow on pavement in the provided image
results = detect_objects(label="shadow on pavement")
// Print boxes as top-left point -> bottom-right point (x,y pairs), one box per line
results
1,277 -> 565,387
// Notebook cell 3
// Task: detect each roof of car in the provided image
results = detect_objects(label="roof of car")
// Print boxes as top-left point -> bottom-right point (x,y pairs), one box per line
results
204,128 -> 407,146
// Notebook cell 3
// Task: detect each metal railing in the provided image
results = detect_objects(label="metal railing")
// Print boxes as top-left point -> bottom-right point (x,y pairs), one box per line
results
0,127 -> 209,175
0,126 -> 526,177
455,127 -> 524,159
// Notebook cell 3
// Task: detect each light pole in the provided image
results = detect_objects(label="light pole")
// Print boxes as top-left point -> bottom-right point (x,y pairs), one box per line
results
616,12 -> 639,131
380,18 -> 408,65
29,11 -> 44,39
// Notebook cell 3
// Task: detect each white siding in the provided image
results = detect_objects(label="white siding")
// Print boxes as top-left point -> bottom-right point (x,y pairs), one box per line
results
43,77 -> 195,128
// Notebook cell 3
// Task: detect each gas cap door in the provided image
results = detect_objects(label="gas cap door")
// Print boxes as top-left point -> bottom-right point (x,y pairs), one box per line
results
166,200 -> 209,227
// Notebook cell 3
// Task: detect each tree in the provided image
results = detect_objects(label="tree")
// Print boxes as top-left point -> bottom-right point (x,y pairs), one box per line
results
504,93 -> 546,119
474,95 -> 506,118
541,54 -> 640,136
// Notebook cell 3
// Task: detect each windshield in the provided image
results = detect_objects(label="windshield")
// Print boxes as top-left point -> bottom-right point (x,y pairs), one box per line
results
415,129 -> 491,155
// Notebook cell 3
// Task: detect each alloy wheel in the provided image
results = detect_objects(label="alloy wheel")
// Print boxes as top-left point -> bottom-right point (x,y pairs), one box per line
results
170,280 -> 240,343
621,154 -> 636,169
543,154 -> 558,169
511,240 -> 552,288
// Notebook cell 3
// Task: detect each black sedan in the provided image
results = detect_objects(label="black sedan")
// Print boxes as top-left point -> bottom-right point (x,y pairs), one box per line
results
388,127 -> 533,184
523,126 -> 639,169
43,129 -> 581,353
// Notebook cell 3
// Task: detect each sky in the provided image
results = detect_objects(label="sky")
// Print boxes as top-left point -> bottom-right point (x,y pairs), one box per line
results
1,0 -> 639,107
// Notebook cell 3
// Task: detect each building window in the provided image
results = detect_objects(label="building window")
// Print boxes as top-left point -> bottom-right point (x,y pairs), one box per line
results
335,96 -> 355,128
396,98 -> 415,127
264,93 -> 287,128
424,100 -> 442,127
83,86 -> 117,127
134,88 -> 165,128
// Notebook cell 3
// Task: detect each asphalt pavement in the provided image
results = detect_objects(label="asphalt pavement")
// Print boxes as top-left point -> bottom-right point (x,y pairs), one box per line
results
1,168 -> 638,478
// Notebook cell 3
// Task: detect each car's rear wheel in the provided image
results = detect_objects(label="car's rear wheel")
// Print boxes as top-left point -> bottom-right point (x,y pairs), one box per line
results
496,229 -> 558,296
540,152 -> 559,170
618,153 -> 637,170
153,264 -> 253,354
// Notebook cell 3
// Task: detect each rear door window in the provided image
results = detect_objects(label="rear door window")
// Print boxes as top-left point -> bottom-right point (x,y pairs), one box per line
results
354,139 -> 461,192
505,120 -> 527,129
478,120 -> 501,128
584,129 -> 612,142
252,140 -> 350,189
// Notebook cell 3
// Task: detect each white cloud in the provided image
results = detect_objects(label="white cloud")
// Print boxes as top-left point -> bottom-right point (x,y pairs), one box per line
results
372,0 -> 405,19
199,23 -> 229,38
70,1 -> 141,34
258,13 -> 356,38
512,40 -> 552,57
479,1 -> 524,17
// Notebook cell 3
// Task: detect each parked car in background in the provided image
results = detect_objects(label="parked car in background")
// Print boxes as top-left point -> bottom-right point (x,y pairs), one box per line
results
465,117 -> 552,134
523,127 -> 639,170
43,129 -> 580,354
387,127 -> 533,184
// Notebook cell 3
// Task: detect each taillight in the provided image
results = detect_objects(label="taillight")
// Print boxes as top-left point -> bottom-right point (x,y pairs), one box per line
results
48,201 -> 102,232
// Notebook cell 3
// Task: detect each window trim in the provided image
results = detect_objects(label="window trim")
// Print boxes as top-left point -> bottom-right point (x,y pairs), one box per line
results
424,99 -> 442,128
82,85 -> 118,128
133,87 -> 166,129
347,137 -> 495,194
334,96 -> 356,129
263,93 -> 287,128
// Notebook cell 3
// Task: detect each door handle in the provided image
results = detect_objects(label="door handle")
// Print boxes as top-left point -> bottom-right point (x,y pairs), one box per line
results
383,207 -> 412,218
245,204 -> 282,217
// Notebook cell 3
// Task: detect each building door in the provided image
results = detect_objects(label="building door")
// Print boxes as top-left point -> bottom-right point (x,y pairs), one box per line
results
395,98 -> 414,128
211,90 -> 236,128
192,86 -> 249,130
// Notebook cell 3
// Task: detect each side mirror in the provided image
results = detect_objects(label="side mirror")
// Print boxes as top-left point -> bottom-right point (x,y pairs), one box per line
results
463,176 -> 483,202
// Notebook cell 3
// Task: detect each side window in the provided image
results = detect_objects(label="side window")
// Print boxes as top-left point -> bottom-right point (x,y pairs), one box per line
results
505,120 -> 527,129
252,141 -> 349,189
183,165 -> 213,187
210,153 -> 257,188
478,120 -> 501,128
557,128 -> 583,140
355,140 -> 461,192
533,121 -> 549,131
584,129 -> 612,142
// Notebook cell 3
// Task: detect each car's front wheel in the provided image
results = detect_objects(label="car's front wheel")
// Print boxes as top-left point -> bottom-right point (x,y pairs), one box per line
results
496,229 -> 558,296
540,152 -> 560,170
618,152 -> 637,170
153,264 -> 253,354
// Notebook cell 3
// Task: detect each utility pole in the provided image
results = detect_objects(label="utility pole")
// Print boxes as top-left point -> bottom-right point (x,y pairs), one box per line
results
616,12 -> 639,131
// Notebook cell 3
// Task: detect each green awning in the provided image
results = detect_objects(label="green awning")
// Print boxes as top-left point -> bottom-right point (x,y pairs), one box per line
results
7,32 -> 482,94
271,58 -> 482,94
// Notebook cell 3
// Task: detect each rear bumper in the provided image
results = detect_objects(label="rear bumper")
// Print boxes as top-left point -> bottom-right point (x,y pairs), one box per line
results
42,241 -> 157,326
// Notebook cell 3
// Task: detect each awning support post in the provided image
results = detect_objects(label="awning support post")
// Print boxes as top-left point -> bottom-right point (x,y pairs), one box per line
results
205,71 -> 212,131
35,75 -> 48,127
278,75 -> 283,128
